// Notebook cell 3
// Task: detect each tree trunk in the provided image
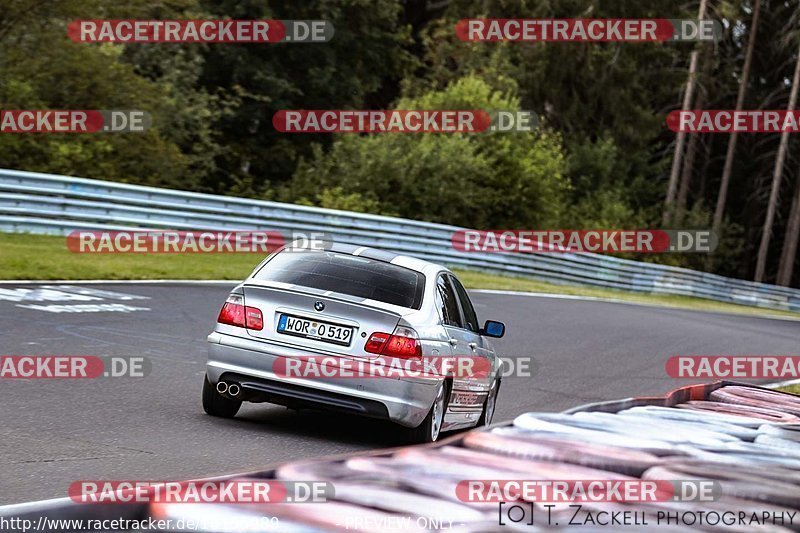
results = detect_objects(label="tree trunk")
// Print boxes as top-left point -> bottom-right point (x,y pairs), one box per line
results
663,0 -> 708,225
777,170 -> 800,286
712,0 -> 761,233
676,91 -> 706,224
677,41 -> 715,225
755,41 -> 800,282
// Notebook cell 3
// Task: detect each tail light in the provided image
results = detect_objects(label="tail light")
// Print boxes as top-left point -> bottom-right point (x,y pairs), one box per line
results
364,326 -> 421,359
245,307 -> 263,330
217,294 -> 263,331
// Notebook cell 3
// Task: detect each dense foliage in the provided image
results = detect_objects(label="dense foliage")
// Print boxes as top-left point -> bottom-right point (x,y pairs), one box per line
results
1,0 -> 798,284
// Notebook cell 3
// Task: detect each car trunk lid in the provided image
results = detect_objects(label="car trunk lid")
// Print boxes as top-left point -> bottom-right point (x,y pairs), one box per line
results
242,283 -> 404,359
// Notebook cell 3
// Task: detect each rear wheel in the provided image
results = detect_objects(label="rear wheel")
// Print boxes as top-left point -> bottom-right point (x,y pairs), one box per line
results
407,381 -> 449,444
477,377 -> 500,426
202,375 -> 241,418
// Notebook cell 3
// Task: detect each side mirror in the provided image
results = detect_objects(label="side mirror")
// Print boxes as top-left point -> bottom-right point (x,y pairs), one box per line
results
482,320 -> 505,338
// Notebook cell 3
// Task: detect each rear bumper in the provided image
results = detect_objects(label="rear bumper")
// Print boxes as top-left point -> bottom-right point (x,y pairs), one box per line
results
206,332 -> 439,428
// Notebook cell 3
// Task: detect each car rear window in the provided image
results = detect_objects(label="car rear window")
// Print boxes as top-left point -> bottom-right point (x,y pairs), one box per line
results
254,251 -> 425,309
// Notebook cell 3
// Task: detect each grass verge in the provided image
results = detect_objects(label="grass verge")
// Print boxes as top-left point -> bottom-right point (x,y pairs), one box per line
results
0,232 -> 262,280
2,233 -> 798,319
777,384 -> 800,395
455,270 -> 800,319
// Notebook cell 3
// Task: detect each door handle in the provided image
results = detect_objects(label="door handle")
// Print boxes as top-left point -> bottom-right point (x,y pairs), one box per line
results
449,338 -> 458,346
468,342 -> 477,350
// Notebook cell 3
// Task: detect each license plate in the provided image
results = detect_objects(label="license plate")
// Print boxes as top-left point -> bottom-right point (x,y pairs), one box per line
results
277,314 -> 354,346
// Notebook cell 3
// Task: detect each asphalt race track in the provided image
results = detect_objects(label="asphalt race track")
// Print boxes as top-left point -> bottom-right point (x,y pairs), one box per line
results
1,282 -> 798,504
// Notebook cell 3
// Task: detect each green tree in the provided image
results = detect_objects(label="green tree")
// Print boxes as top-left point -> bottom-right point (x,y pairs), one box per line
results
0,0 -> 220,189
191,0 -> 417,194
287,76 -> 569,229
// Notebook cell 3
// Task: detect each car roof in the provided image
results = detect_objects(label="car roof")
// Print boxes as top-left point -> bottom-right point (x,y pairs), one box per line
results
289,241 -> 448,276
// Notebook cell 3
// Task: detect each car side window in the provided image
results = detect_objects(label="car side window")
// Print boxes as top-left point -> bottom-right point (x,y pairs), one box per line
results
450,275 -> 480,332
436,274 -> 463,328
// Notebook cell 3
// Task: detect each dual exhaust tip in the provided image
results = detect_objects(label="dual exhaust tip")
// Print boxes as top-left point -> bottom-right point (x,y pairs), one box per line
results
216,381 -> 241,398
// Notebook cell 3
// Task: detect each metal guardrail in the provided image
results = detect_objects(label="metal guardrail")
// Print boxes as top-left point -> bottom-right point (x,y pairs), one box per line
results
1,168 -> 799,312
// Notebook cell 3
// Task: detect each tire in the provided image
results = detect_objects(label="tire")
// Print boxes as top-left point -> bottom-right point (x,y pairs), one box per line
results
202,375 -> 241,418
407,381 -> 449,444
477,377 -> 500,427
759,423 -> 800,441
710,386 -> 800,416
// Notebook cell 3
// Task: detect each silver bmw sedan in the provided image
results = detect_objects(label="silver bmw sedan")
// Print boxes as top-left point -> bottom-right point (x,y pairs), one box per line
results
203,243 -> 505,442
